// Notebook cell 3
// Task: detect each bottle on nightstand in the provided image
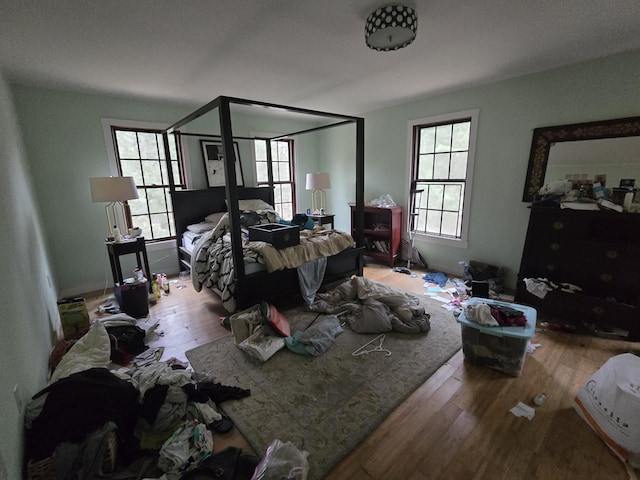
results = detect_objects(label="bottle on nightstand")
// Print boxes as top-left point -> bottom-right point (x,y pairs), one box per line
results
152,273 -> 161,300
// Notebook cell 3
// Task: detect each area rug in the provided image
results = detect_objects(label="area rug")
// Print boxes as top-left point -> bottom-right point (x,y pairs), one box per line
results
186,288 -> 462,480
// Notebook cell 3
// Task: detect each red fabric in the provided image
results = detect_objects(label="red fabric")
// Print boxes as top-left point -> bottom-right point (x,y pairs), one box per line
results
268,305 -> 291,337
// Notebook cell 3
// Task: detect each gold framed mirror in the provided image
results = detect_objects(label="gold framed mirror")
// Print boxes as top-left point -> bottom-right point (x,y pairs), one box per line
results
522,116 -> 640,202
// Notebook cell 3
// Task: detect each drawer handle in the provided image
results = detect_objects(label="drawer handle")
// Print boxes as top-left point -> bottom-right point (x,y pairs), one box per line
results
550,243 -> 561,251
601,273 -> 613,283
592,306 -> 605,315
553,221 -> 564,230
606,250 -> 619,259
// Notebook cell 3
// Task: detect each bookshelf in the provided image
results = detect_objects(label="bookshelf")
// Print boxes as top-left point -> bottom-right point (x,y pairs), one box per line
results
350,205 -> 402,267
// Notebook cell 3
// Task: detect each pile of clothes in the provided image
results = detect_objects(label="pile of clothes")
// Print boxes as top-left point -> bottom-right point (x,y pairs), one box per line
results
25,319 -> 252,479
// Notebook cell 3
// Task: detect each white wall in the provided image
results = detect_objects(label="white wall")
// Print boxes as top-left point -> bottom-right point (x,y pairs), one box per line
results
338,48 -> 640,286
0,72 -> 59,480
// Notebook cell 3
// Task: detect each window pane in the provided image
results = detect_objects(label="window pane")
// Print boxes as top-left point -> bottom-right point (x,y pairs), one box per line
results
281,184 -> 293,203
147,188 -> 167,214
274,184 -> 283,204
159,160 -> 168,185
171,160 -> 181,185
138,132 -> 159,159
116,131 -> 138,159
277,142 -> 289,160
256,161 -> 268,183
150,213 -> 171,238
120,159 -> 142,183
452,122 -> 470,151
443,184 -> 463,211
433,153 -> 450,179
441,211 -> 460,237
419,127 -> 435,153
418,154 -> 434,179
435,125 -> 452,153
132,214 -> 150,236
142,160 -> 162,186
450,152 -> 467,179
281,202 -> 293,220
129,193 -> 148,216
427,184 -> 443,210
425,210 -> 442,234
278,161 -> 291,182
255,140 -> 266,161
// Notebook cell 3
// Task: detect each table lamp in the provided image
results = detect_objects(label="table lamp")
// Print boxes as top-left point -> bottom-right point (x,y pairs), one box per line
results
306,172 -> 331,214
90,176 -> 139,235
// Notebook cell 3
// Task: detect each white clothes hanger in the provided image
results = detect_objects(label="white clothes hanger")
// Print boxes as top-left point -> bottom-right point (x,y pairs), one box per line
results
352,334 -> 392,357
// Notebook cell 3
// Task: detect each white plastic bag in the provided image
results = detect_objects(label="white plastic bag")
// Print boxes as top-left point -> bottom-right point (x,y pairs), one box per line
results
574,353 -> 640,468
251,439 -> 309,480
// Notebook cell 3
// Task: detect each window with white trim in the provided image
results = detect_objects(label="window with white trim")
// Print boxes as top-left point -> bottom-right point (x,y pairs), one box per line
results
110,127 -> 185,241
409,110 -> 478,247
254,138 -> 296,219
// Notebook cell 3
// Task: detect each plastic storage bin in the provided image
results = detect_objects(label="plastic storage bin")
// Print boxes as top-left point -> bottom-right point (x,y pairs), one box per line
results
457,297 -> 537,377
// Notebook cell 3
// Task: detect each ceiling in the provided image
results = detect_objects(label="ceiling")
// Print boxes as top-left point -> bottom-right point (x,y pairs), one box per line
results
2,0 -> 640,115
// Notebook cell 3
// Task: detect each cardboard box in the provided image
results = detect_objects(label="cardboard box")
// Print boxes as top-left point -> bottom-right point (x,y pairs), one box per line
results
57,297 -> 90,339
456,298 -> 537,377
248,223 -> 300,249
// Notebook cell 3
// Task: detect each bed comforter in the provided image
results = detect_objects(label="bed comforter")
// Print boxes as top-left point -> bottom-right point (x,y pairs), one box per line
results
191,212 -> 354,312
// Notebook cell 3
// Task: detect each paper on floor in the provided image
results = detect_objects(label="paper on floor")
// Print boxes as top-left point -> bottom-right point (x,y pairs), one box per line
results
510,402 -> 535,420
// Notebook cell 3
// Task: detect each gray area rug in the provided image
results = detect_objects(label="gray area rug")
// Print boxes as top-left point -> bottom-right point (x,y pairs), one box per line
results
186,290 -> 462,480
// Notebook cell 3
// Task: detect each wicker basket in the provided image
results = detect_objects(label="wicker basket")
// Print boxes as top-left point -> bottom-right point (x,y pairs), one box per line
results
27,454 -> 56,480
27,428 -> 117,479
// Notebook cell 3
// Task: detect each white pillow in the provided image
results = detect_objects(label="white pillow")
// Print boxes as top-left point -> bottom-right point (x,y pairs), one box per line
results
226,199 -> 273,212
204,212 -> 227,224
187,222 -> 216,234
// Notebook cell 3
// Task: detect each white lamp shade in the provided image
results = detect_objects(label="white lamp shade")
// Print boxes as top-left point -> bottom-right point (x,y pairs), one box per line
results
306,172 -> 331,190
90,176 -> 139,202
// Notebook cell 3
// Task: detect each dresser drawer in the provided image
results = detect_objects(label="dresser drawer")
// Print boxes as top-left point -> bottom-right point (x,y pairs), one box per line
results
514,287 -> 639,339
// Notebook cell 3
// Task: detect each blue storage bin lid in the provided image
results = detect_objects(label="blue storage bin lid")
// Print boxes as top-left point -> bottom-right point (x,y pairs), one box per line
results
457,297 -> 537,340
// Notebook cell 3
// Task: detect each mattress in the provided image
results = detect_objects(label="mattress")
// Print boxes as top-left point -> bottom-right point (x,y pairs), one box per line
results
182,231 -> 201,254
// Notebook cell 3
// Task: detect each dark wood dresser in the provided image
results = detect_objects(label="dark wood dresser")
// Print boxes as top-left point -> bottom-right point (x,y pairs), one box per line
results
514,206 -> 640,341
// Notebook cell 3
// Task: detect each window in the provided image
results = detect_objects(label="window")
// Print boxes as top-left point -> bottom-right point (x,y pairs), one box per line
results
111,127 -> 184,241
254,138 -> 296,219
409,110 -> 478,247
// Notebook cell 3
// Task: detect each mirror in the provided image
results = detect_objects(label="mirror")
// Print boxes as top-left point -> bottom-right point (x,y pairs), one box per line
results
522,116 -> 640,202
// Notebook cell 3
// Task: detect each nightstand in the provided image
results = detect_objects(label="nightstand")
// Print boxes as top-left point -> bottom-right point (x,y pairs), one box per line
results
106,237 -> 152,293
308,213 -> 335,229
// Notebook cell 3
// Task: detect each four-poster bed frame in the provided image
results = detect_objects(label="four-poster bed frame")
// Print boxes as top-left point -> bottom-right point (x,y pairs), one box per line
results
162,96 -> 366,311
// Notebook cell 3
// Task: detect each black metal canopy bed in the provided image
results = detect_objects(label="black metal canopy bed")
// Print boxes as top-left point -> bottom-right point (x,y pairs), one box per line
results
162,96 -> 365,312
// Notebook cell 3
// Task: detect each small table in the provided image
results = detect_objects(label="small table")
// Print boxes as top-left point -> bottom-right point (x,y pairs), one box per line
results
308,213 -> 335,229
106,237 -> 152,293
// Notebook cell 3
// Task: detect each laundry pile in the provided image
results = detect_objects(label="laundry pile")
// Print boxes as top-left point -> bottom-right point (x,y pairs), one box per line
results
24,320 -> 252,479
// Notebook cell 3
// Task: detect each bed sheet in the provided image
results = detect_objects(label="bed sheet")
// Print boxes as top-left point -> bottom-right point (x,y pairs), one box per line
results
191,212 -> 353,312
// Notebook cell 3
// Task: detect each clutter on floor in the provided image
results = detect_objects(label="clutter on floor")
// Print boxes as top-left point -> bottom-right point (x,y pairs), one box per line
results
26,317 -> 257,480
457,298 -> 537,377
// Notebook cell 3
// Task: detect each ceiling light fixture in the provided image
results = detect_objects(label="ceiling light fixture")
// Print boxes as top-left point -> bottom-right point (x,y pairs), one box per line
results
365,4 -> 418,51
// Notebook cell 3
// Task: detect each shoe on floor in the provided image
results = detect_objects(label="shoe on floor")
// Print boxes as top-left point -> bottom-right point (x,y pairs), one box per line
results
210,415 -> 233,433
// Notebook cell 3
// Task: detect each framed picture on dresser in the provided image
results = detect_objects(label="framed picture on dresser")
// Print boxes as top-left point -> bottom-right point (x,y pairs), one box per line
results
201,140 -> 244,187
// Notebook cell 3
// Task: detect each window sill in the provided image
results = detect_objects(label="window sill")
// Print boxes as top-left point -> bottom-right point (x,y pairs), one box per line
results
414,232 -> 468,249
145,239 -> 176,252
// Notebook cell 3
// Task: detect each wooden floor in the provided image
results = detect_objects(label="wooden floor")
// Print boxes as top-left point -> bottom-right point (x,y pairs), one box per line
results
85,264 -> 640,480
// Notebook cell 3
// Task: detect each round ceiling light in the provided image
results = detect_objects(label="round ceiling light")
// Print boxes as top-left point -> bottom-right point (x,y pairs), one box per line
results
365,4 -> 418,52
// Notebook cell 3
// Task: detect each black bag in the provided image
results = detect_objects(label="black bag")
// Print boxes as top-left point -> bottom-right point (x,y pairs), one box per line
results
180,447 -> 260,480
